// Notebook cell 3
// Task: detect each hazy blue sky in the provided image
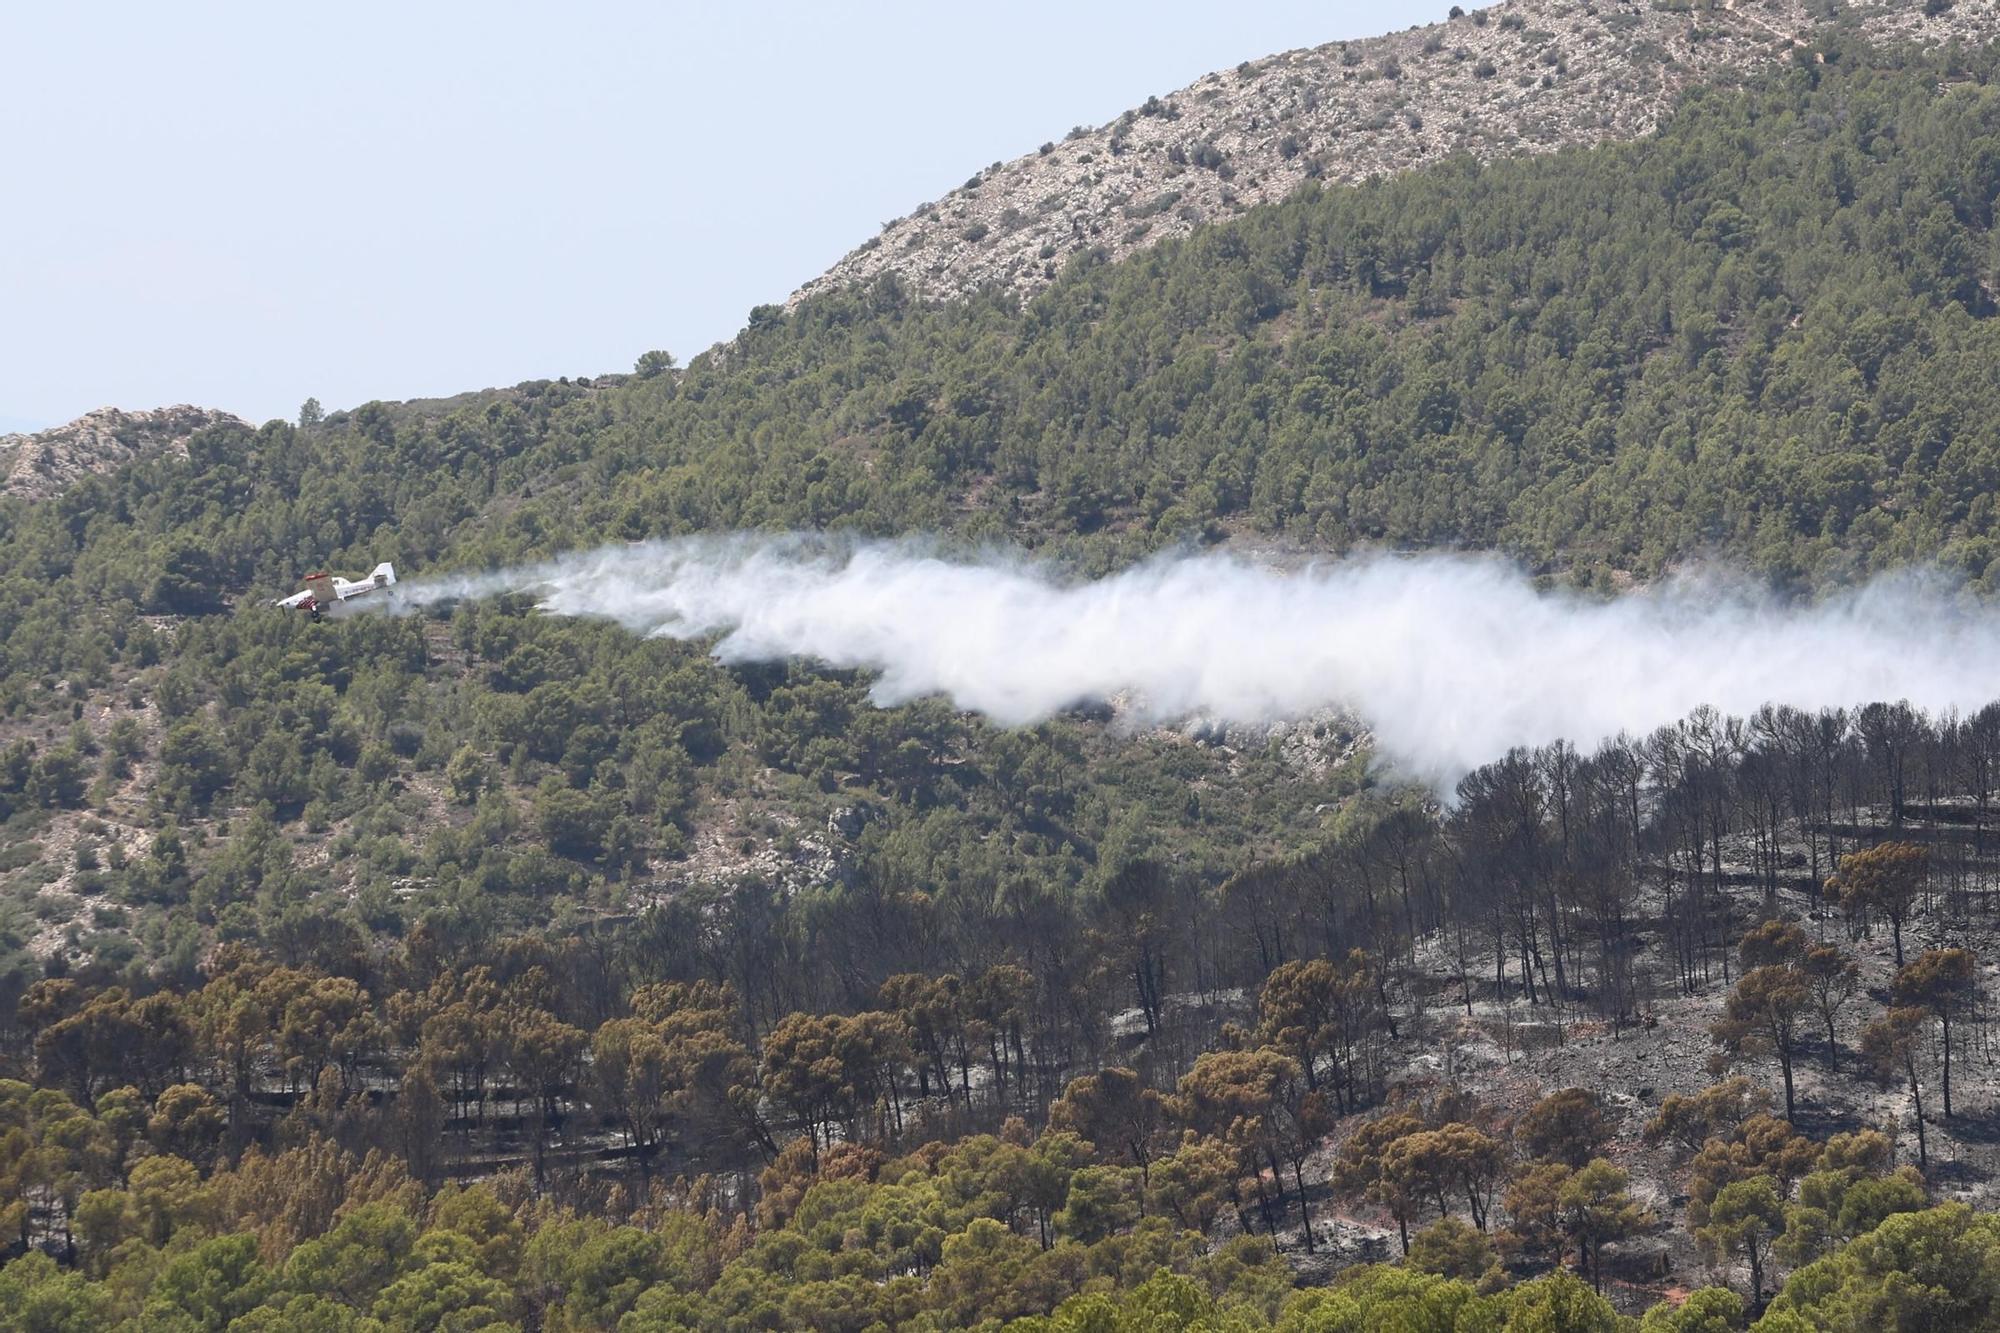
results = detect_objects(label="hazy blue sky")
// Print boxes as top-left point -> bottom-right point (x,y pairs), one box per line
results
3,1 -> 1443,430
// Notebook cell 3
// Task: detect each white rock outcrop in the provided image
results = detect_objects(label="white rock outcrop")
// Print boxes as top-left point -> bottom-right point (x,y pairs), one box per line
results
0,405 -> 249,499
791,0 -> 2000,309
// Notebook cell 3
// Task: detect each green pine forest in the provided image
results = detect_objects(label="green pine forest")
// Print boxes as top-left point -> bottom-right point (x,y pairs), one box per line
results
5,27 -> 2000,1332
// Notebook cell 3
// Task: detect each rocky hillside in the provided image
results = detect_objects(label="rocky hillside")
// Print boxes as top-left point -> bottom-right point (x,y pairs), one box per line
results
791,0 -> 2000,308
0,405 -> 248,500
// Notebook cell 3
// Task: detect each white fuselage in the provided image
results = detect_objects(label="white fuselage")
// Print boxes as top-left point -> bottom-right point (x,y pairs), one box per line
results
275,562 -> 397,616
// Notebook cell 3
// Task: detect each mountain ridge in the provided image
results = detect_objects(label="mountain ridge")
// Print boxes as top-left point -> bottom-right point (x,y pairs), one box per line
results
0,405 -> 249,501
790,0 -> 2000,310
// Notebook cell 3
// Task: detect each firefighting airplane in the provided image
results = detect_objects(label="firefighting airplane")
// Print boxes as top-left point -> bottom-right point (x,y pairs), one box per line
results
273,562 -> 397,619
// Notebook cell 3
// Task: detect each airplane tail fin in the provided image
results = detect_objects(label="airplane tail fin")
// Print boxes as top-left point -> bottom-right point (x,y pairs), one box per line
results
372,562 -> 397,588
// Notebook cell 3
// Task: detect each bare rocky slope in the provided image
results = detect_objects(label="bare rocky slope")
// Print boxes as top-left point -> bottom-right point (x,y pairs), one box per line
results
791,0 -> 2000,309
0,405 -> 249,500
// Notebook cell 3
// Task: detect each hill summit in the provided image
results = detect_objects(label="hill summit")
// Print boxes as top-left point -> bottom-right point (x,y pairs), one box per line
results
0,405 -> 248,500
791,0 -> 2000,309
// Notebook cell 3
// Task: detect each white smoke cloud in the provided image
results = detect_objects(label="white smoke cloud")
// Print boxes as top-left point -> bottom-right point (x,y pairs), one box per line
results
390,536 -> 2000,785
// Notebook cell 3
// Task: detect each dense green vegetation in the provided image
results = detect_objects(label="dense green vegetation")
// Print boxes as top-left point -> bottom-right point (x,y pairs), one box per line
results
12,31 -> 2000,637
3,29 -> 2000,1333
486,33 -> 2000,587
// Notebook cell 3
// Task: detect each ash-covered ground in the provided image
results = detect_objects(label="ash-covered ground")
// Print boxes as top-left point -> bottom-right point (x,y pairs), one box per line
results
1183,798 -> 2000,1311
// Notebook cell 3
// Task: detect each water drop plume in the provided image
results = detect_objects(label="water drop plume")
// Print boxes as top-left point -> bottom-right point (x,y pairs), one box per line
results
391,535 -> 2000,785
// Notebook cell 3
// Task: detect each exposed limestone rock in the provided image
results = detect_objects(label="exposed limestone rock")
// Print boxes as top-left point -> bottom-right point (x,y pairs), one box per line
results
0,405 -> 249,499
791,0 -> 2000,310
